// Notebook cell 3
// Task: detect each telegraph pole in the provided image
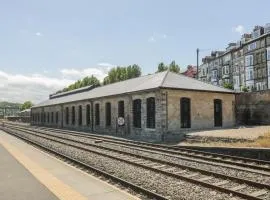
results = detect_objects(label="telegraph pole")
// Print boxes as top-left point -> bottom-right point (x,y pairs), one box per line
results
196,48 -> 199,79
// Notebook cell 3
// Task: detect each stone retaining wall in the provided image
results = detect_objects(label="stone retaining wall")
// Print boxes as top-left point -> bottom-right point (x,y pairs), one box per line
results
236,90 -> 270,125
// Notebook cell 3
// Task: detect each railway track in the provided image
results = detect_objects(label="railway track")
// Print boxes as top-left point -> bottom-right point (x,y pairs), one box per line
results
23,125 -> 270,173
2,124 -> 270,200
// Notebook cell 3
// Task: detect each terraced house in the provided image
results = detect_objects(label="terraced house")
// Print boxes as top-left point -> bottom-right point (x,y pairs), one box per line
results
199,23 -> 270,92
31,71 -> 235,142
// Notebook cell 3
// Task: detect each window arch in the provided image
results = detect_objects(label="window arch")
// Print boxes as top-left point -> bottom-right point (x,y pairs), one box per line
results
147,97 -> 155,128
86,104 -> 90,126
65,107 -> 69,125
133,99 -> 141,128
47,112 -> 50,123
78,105 -> 82,126
105,102 -> 111,126
214,99 -> 222,127
56,112 -> 59,124
72,106 -> 75,125
118,101 -> 124,118
95,103 -> 100,125
180,97 -> 191,128
51,112 -> 54,124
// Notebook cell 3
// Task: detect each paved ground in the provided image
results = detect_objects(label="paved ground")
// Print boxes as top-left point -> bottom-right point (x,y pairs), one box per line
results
185,125 -> 270,139
0,130 -> 139,200
0,144 -> 59,200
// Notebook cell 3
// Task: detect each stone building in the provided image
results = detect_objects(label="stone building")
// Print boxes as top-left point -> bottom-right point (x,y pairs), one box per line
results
199,23 -> 270,92
31,71 -> 235,142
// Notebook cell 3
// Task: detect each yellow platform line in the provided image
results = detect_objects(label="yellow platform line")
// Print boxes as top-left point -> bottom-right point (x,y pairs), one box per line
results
0,139 -> 87,200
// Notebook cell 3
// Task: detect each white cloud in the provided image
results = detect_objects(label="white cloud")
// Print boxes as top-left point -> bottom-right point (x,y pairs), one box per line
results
0,63 -> 115,104
60,67 -> 109,80
35,32 -> 43,36
232,25 -> 245,35
0,70 -> 74,103
148,33 -> 167,43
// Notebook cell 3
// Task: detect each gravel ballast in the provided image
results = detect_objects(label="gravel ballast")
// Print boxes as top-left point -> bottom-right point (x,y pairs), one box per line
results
12,129 -> 243,200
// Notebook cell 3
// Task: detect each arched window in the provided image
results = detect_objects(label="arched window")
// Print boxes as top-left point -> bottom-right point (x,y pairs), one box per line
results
118,101 -> 124,118
65,107 -> 69,125
72,106 -> 75,125
180,98 -> 191,128
214,99 -> 222,127
133,99 -> 141,128
56,112 -> 58,124
147,97 -> 155,128
51,112 -> 54,124
95,103 -> 100,125
47,112 -> 50,123
105,102 -> 111,126
78,105 -> 82,126
86,104 -> 90,126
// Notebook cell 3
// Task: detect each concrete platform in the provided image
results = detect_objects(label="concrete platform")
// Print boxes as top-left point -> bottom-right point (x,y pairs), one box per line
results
0,130 -> 139,200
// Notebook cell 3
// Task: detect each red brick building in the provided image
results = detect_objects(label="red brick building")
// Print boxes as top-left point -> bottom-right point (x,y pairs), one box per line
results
181,65 -> 197,78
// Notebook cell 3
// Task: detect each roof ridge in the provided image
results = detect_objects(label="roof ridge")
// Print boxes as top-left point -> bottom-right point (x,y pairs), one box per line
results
160,70 -> 170,87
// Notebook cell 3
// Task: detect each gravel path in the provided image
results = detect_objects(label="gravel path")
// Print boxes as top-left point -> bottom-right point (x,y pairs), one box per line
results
184,126 -> 270,139
14,129 -> 242,200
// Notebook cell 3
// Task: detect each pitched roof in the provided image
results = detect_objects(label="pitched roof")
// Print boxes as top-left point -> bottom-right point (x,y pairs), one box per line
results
33,71 -> 234,108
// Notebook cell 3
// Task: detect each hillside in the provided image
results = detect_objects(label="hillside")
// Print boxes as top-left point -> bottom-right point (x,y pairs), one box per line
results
0,101 -> 22,108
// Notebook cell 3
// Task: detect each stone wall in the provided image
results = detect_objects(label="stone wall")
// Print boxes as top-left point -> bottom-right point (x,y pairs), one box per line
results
162,89 -> 235,141
236,90 -> 270,125
31,88 -> 236,142
31,89 -> 164,142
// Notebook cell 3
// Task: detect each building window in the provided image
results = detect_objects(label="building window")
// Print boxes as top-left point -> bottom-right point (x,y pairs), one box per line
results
146,97 -> 155,129
246,67 -> 254,80
72,106 -> 75,125
133,99 -> 141,128
95,103 -> 100,125
180,98 -> 191,128
105,102 -> 111,126
47,112 -> 50,123
51,112 -> 54,124
222,66 -> 229,75
245,55 -> 253,66
78,105 -> 82,126
267,48 -> 270,61
248,42 -> 256,51
43,113 -> 46,123
56,112 -> 58,124
214,99 -> 222,127
86,104 -> 90,126
118,101 -> 124,118
65,107 -> 69,125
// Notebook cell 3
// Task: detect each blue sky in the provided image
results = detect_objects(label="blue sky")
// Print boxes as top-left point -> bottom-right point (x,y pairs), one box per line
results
1,0 -> 270,103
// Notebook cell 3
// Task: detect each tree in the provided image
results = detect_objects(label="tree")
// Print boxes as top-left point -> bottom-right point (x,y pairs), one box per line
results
56,75 -> 101,94
223,83 -> 234,90
103,64 -> 142,85
156,61 -> 181,73
156,62 -> 168,73
21,101 -> 34,110
242,86 -> 249,92
168,60 -> 180,73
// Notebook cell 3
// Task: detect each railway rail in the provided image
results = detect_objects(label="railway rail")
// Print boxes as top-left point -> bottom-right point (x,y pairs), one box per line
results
16,124 -> 270,173
2,124 -> 270,200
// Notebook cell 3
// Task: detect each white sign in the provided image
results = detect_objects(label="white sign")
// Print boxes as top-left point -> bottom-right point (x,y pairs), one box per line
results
117,117 -> 125,126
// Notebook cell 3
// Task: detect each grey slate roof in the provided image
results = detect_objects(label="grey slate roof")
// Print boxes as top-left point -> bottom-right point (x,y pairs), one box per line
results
33,71 -> 234,108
